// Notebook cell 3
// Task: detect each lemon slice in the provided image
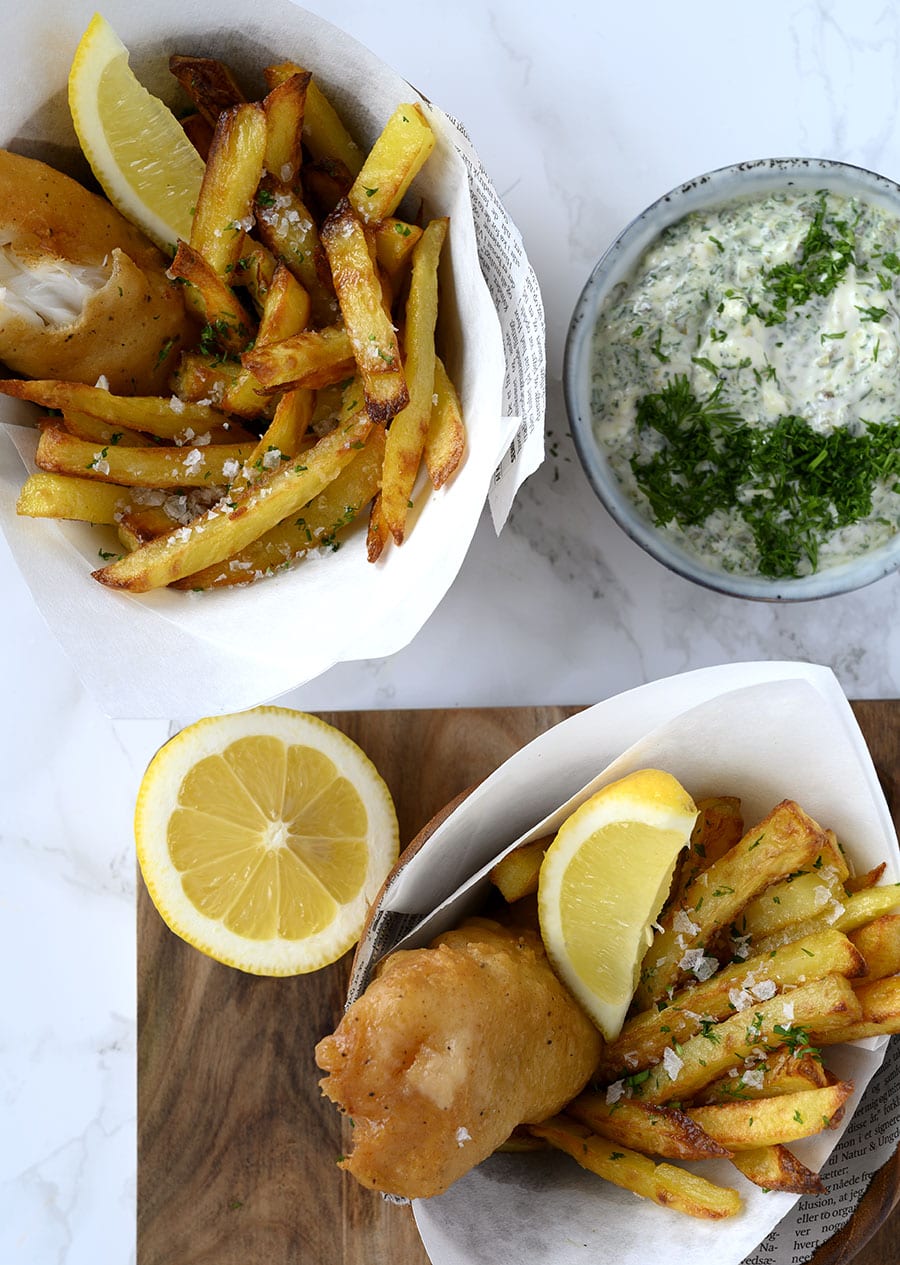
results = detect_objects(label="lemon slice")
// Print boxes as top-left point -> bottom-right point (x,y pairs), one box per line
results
538,769 -> 698,1040
134,707 -> 399,975
68,13 -> 205,252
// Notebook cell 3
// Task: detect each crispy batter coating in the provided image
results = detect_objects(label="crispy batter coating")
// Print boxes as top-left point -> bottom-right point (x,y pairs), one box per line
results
0,149 -> 195,393
315,918 -> 603,1198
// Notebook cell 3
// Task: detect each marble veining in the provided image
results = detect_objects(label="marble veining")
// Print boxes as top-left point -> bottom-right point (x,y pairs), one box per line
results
6,1 -> 900,1261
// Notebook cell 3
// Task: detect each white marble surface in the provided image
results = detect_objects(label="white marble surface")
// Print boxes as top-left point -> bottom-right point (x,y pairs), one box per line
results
5,1 -> 900,1261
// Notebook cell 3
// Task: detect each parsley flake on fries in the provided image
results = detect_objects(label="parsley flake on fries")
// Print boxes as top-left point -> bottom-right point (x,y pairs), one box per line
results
8,25 -> 467,593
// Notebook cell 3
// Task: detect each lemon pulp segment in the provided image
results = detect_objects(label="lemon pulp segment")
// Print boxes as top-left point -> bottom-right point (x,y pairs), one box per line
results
167,737 -> 369,941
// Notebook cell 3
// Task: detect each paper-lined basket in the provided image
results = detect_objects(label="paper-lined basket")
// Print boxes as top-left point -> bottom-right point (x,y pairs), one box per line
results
346,662 -> 900,1265
0,0 -> 545,718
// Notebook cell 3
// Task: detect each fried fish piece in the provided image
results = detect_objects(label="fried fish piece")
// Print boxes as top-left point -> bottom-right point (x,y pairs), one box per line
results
0,149 -> 195,393
315,918 -> 603,1199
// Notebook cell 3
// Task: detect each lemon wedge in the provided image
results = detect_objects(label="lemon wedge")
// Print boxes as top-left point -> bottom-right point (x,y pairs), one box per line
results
68,13 -> 205,252
538,769 -> 698,1040
134,708 -> 399,975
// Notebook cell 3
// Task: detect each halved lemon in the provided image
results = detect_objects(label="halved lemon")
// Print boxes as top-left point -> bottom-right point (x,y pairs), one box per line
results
134,707 -> 399,975
538,769 -> 698,1040
68,13 -> 205,252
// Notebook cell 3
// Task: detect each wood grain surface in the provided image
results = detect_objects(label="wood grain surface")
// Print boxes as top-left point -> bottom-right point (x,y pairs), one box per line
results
138,703 -> 900,1265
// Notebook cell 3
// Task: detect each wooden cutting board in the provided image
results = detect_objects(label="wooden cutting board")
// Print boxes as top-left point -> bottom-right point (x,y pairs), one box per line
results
138,703 -> 900,1265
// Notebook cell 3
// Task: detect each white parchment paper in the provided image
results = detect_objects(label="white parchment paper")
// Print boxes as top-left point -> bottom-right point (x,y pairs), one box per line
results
0,0 -> 544,718
348,662 -> 899,1265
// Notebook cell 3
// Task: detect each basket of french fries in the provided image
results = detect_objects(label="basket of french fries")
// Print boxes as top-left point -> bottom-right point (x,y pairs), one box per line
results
317,663 -> 900,1265
0,0 -> 541,717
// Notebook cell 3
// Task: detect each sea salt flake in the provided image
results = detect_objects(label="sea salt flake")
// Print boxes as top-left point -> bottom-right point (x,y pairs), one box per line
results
729,988 -> 753,1012
781,1001 -> 795,1022
750,979 -> 777,1002
673,910 -> 700,937
183,447 -> 203,473
222,459 -> 240,481
679,948 -> 718,981
455,1127 -> 471,1147
169,395 -> 185,413
605,1080 -> 625,1105
741,1067 -> 766,1090
663,1047 -> 683,1080
93,374 -> 110,391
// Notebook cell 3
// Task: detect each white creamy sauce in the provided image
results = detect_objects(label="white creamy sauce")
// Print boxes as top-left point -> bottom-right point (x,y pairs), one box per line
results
590,188 -> 900,575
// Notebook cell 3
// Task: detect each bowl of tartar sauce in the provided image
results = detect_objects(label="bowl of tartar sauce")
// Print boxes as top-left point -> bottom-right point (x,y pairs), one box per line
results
566,157 -> 900,599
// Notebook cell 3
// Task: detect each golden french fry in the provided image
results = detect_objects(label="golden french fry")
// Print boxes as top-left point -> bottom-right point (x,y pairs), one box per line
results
833,885 -> 900,931
635,800 -> 832,1010
596,928 -> 865,1080
92,414 -> 372,591
171,352 -> 274,422
254,176 -> 336,323
846,862 -> 888,893
263,71 -> 309,182
373,217 -> 424,281
634,973 -> 861,1105
16,471 -> 131,523
424,356 -> 465,489
694,1048 -> 830,1104
686,1081 -> 852,1150
530,1117 -> 741,1220
490,836 -> 552,903
256,262 -> 311,344
172,425 -> 385,589
35,425 -> 249,489
567,1094 -> 731,1161
233,241 -> 278,313
665,795 -> 744,913
849,914 -> 900,981
0,379 -> 231,441
247,390 -> 314,469
381,217 -> 448,543
813,973 -> 900,1044
241,324 -> 356,391
366,490 -> 389,563
168,240 -> 255,352
63,411 -> 154,447
321,198 -> 408,423
265,63 -> 363,177
730,1145 -> 826,1195
739,833 -> 849,942
348,103 -> 436,224
168,54 -> 245,126
190,103 -> 267,276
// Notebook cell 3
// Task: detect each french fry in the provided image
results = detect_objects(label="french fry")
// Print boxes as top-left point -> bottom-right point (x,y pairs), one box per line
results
373,217 -> 424,282
529,1117 -> 741,1220
247,390 -> 314,468
168,54 -> 245,126
366,491 -> 389,563
171,352 -> 274,422
167,241 -> 256,352
833,884 -> 900,931
172,425 -> 385,589
730,1145 -> 826,1195
635,800 -> 832,1010
686,1081 -> 853,1150
813,973 -> 900,1044
63,412 -> 155,447
263,71 -> 309,182
348,103 -> 436,224
738,833 -> 849,942
381,217 -> 448,543
848,914 -> 900,981
424,356 -> 465,489
846,862 -> 887,893
190,103 -> 268,276
264,63 -> 364,176
665,795 -> 744,914
35,425 -> 249,489
490,836 -> 553,903
16,471 -> 131,524
92,413 -> 372,591
0,379 -> 230,441
694,1048 -> 830,1104
567,1094 -> 731,1160
233,241 -> 278,313
254,176 -> 336,322
242,324 -> 355,391
256,262 -> 311,343
321,198 -> 408,423
634,974 -> 861,1105
596,928 -> 865,1080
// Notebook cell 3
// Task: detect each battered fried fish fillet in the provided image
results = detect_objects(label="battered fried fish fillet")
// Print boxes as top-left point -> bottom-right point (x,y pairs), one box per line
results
0,149 -> 195,393
315,918 -> 603,1199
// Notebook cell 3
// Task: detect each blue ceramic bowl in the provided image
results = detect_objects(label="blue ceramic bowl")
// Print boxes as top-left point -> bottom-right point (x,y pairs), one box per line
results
565,157 -> 900,601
